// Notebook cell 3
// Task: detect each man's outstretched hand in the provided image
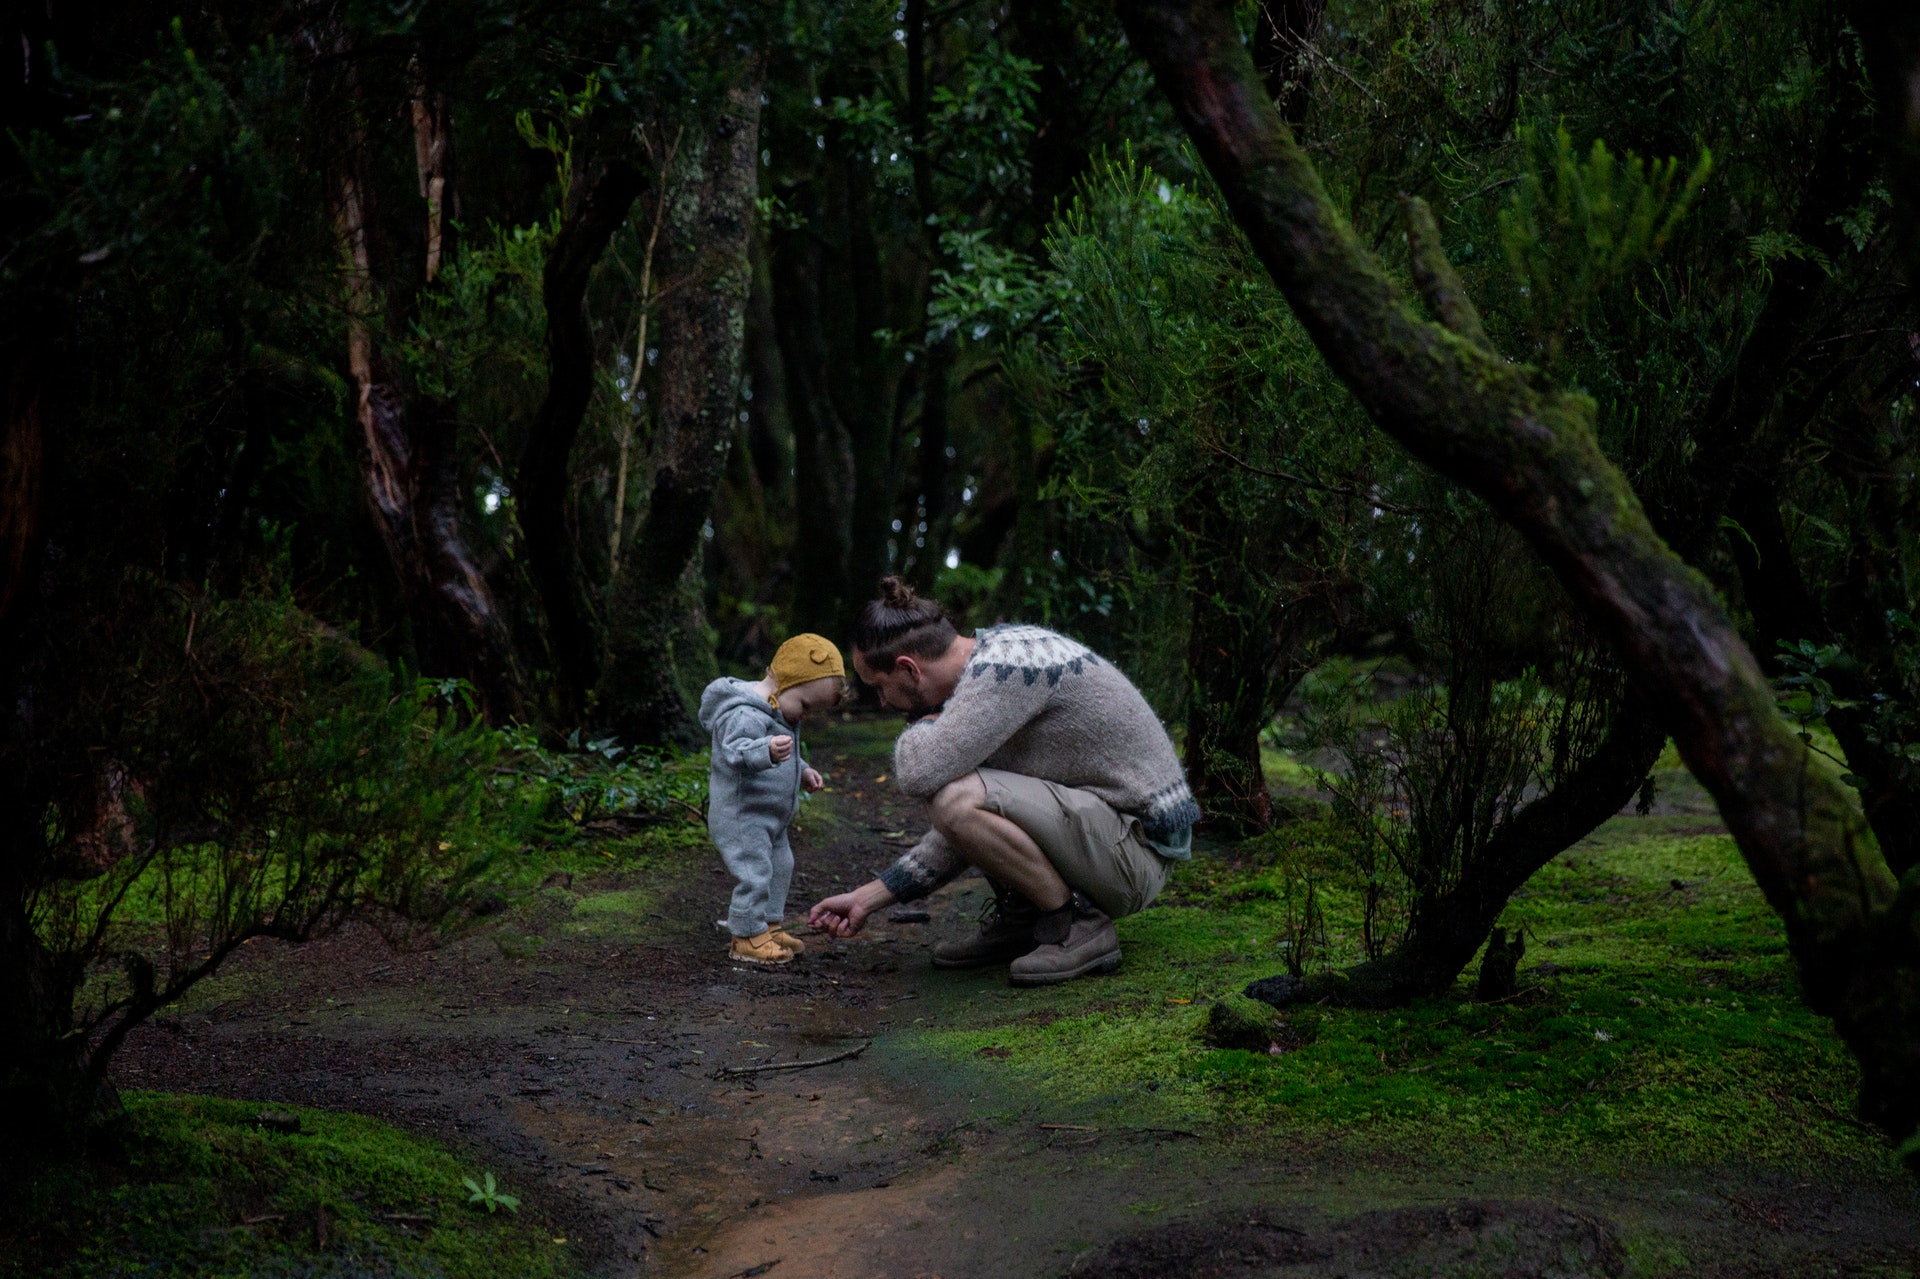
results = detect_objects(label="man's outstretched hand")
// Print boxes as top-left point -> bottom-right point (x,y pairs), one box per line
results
808,879 -> 896,939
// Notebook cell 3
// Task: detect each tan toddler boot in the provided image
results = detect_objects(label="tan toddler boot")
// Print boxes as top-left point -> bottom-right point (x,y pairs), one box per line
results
730,929 -> 793,966
768,925 -> 806,956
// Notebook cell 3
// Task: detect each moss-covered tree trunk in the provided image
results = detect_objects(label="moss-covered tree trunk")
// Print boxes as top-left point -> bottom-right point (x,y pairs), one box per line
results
0,869 -> 88,1165
516,160 -> 646,719
1250,695 -> 1666,1007
1119,0 -> 1920,1162
600,68 -> 762,745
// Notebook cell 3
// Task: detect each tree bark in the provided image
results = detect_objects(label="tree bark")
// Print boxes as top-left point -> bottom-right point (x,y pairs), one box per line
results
409,69 -> 457,283
1252,0 -> 1324,124
599,68 -> 762,744
771,218 -> 856,635
1250,694 -> 1666,1007
836,147 -> 903,641
1011,0 -> 1096,243
1853,2 -> 1920,294
1120,0 -> 1919,1161
0,359 -> 44,633
1183,495 -> 1282,834
516,160 -> 646,717
0,894 -> 88,1166
335,133 -> 523,722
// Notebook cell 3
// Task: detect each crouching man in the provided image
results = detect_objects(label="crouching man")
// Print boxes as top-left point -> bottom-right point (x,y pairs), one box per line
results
807,577 -> 1198,985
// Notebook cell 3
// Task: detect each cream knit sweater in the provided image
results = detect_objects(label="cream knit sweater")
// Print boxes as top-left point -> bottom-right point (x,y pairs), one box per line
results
878,624 -> 1199,902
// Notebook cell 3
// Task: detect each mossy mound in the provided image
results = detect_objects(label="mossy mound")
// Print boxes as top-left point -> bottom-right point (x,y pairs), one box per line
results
1203,993 -> 1317,1053
2,1092 -> 583,1279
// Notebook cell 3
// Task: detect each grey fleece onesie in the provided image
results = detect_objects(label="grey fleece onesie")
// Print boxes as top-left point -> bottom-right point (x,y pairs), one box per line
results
699,677 -> 805,937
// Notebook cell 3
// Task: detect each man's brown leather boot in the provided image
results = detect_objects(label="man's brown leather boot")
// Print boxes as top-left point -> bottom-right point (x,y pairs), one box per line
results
1008,895 -> 1121,986
932,880 -> 1042,969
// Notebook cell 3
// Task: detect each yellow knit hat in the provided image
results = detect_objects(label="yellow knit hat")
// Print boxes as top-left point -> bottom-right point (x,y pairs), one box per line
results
768,633 -> 846,694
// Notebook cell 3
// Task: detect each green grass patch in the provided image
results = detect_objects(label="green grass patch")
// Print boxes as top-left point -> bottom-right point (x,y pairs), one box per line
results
903,813 -> 1894,1175
560,887 -> 661,941
1,1092 -> 584,1279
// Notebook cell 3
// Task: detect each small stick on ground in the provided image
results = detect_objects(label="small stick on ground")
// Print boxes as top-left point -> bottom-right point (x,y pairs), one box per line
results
712,1042 -> 871,1079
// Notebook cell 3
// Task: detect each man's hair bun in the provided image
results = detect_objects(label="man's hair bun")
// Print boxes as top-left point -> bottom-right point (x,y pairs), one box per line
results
877,575 -> 920,609
852,575 -> 956,667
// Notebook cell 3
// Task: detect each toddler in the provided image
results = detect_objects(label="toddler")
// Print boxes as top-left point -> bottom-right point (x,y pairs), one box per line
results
697,634 -> 845,966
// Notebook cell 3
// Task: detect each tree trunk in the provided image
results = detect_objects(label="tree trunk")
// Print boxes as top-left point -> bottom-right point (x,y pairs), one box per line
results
1011,0 -> 1096,244
1252,0 -> 1325,123
1854,2 -> 1920,292
836,148 -> 903,640
1183,497 -> 1281,834
1121,0 -> 1920,1162
1259,694 -> 1665,1007
516,160 -> 646,717
771,218 -> 856,635
599,69 -> 762,745
409,69 -> 457,283
0,865 -> 89,1166
334,144 -> 524,722
910,336 -> 956,589
1,359 -> 44,632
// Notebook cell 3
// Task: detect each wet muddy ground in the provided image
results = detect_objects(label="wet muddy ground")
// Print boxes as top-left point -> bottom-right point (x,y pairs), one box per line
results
115,719 -> 1920,1278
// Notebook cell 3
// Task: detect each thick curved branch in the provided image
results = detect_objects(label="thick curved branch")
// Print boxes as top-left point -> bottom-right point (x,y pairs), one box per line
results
1117,0 -> 1917,1158
1399,196 -> 1490,352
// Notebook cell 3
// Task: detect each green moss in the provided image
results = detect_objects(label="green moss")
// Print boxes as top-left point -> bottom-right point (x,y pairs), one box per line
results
900,813 -> 1897,1176
562,887 -> 661,941
1258,743 -> 1320,791
1,1092 -> 584,1279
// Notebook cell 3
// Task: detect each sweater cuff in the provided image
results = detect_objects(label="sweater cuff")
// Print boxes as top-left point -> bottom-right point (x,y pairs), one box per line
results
877,831 -> 964,902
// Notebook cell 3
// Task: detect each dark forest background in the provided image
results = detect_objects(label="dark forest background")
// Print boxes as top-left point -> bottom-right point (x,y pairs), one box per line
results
6,0 -> 1920,1173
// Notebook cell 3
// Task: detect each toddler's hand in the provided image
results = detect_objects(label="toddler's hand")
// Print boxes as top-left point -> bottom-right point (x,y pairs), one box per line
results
802,767 -> 824,793
769,735 -> 794,763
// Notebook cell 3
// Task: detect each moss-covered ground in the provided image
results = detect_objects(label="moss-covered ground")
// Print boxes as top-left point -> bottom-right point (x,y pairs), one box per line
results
32,717 -> 1915,1276
2,1093 -> 583,1279
896,785 -> 1887,1178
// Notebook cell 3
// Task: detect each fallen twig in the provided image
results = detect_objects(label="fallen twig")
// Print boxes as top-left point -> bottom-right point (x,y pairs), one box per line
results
566,1032 -> 658,1046
1039,1123 -> 1099,1132
728,1262 -> 780,1279
713,1041 -> 871,1078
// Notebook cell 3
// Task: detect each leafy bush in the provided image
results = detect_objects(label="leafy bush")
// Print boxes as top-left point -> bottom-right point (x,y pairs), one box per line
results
490,727 -> 707,828
4,573 -> 499,1157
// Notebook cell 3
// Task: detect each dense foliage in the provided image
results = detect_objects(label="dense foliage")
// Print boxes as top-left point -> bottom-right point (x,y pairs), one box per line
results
5,0 -> 1920,1168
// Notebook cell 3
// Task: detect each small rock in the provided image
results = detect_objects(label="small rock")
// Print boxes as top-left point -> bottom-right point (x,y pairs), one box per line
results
542,871 -> 573,890
1204,994 -> 1285,1052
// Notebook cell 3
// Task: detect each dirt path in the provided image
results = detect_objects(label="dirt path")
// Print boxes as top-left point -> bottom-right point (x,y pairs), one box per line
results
115,720 -> 1920,1278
